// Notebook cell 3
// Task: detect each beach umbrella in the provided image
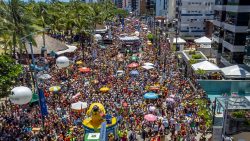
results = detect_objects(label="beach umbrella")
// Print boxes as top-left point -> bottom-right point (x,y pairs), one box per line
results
147,42 -> 153,46
131,56 -> 139,61
49,86 -> 61,92
127,62 -> 139,68
130,70 -> 139,76
166,98 -> 175,102
71,101 -> 88,110
122,102 -> 128,107
78,67 -> 91,73
142,65 -> 154,70
169,94 -> 175,98
38,74 -> 51,80
144,114 -> 157,122
116,70 -> 125,77
134,31 -> 140,36
144,62 -> 154,66
100,86 -> 110,92
149,106 -> 156,112
72,93 -> 81,99
10,86 -> 32,105
149,86 -> 160,91
92,79 -> 99,84
76,61 -> 83,65
143,92 -> 159,99
94,34 -> 102,41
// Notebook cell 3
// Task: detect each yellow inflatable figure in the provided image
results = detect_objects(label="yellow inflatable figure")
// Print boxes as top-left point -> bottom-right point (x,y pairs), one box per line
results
85,103 -> 105,130
83,103 -> 117,132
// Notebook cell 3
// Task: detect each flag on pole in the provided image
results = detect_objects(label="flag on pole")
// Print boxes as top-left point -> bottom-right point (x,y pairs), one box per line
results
38,88 -> 48,116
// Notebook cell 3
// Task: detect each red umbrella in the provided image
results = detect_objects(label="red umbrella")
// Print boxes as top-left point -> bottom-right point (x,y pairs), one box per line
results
78,67 -> 91,73
122,102 -> 128,107
144,114 -> 157,122
149,86 -> 160,91
127,62 -> 139,68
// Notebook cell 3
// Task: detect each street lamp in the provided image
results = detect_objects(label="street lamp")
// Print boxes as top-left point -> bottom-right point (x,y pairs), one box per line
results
173,19 -> 178,51
19,29 -> 69,128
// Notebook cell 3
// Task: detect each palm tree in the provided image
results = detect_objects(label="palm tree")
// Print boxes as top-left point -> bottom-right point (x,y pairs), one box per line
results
0,0 -> 36,58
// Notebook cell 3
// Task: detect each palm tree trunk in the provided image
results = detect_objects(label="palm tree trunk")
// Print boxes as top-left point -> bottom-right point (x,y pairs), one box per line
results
12,33 -> 16,59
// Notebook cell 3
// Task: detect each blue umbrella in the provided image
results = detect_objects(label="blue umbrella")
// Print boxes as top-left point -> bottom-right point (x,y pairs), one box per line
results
143,92 -> 159,99
130,70 -> 139,76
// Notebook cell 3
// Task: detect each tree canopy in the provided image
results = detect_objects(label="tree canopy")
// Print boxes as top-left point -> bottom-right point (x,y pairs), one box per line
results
0,55 -> 23,97
0,0 -> 128,55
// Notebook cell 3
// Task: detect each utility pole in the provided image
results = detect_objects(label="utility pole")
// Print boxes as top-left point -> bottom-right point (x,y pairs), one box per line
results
222,97 -> 229,140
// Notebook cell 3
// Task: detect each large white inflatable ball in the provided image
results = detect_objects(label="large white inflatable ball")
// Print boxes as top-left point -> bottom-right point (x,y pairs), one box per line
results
56,56 -> 70,68
10,86 -> 32,105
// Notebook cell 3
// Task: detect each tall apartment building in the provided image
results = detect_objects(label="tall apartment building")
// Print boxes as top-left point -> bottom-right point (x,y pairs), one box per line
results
176,0 -> 214,37
146,0 -> 156,15
114,0 -> 123,8
212,0 -> 250,65
167,0 -> 176,21
156,0 -> 168,17
131,0 -> 140,12
243,16 -> 250,67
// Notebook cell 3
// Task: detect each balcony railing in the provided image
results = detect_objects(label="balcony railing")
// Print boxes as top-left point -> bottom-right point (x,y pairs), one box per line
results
243,56 -> 250,67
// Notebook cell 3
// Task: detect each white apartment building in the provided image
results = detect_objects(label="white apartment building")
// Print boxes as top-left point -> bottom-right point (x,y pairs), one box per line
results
177,0 -> 215,37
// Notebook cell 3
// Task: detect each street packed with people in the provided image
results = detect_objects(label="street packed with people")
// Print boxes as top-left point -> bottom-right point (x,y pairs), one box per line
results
0,16 -> 212,141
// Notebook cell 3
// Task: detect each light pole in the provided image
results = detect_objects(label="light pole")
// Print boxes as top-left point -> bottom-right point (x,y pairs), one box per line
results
20,29 -> 69,129
172,19 -> 179,51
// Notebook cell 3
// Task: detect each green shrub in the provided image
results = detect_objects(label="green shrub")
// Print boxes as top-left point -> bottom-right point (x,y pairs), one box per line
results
192,54 -> 202,59
232,110 -> 246,118
189,59 -> 197,64
189,50 -> 196,55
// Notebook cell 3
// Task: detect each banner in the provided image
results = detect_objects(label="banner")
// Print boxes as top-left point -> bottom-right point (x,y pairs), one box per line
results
121,18 -> 125,31
38,88 -> 48,116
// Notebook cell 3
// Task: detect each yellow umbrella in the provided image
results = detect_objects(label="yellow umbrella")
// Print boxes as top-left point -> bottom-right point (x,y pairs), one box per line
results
76,61 -> 83,65
147,42 -> 152,46
49,86 -> 61,92
100,86 -> 110,92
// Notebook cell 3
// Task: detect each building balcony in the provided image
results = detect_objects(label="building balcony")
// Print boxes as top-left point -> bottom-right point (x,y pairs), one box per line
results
223,40 -> 245,52
213,19 -> 223,27
214,5 -> 225,11
220,55 -> 232,66
225,5 -> 250,12
212,34 -> 223,43
243,56 -> 250,67
223,22 -> 248,33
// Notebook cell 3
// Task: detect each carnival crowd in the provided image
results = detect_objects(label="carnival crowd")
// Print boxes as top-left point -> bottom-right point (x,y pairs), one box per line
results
0,16 -> 211,141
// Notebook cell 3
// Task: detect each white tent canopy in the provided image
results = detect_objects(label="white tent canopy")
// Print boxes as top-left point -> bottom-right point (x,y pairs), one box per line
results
191,61 -> 220,72
71,101 -> 88,110
221,65 -> 250,78
194,36 -> 212,44
56,45 -> 77,55
119,36 -> 140,41
168,37 -> 186,44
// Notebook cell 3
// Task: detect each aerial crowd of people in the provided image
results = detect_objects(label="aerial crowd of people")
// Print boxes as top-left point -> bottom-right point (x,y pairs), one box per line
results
0,16 -> 211,141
